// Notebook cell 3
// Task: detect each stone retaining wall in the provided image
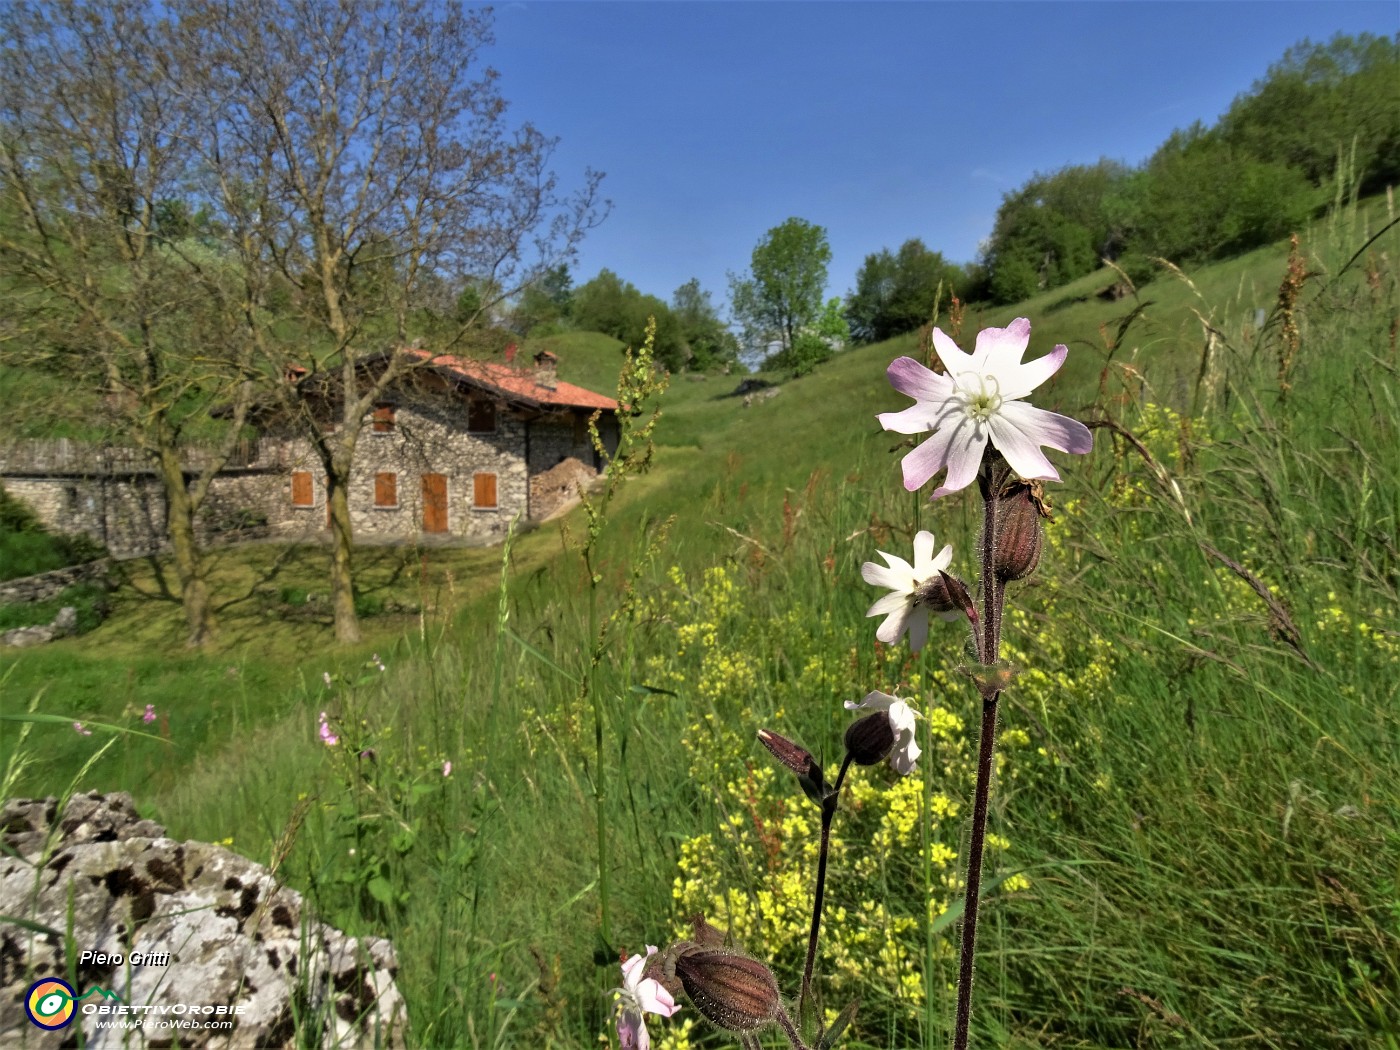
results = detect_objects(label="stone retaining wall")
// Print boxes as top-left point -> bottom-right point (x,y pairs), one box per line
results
0,558 -> 112,605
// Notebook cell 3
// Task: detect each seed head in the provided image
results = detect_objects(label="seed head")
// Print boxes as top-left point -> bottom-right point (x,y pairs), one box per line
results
673,949 -> 781,1033
993,479 -> 1048,581
843,711 -> 895,766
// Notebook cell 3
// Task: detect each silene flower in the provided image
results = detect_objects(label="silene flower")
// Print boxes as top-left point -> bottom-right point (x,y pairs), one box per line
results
844,691 -> 921,775
862,530 -> 960,651
73,721 -> 92,737
318,711 -> 339,747
614,945 -> 681,1050
143,704 -> 157,724
442,760 -> 452,778
878,317 -> 1093,498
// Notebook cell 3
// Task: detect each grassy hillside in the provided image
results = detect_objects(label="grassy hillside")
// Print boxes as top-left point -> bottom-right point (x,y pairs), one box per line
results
3,197 -> 1398,1048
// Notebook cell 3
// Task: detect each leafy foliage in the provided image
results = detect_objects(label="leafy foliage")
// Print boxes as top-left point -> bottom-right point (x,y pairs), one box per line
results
729,217 -> 833,364
845,239 -> 970,345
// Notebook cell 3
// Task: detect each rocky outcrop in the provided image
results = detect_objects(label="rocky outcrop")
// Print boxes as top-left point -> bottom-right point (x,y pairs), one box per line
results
0,792 -> 406,1048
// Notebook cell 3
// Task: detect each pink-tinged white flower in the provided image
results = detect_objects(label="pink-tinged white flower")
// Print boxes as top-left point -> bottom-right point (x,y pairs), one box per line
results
73,721 -> 92,736
372,653 -> 386,673
844,691 -> 921,774
318,711 -> 339,747
614,945 -> 681,1050
322,671 -> 333,687
879,318 -> 1093,498
442,760 -> 452,777
862,530 -> 959,652
143,704 -> 157,724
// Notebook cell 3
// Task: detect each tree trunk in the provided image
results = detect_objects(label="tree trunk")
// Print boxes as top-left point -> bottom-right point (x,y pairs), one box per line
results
327,470 -> 361,644
157,446 -> 214,648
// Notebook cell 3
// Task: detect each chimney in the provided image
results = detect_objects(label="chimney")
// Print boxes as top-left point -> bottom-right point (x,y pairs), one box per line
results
505,343 -> 518,365
533,349 -> 558,389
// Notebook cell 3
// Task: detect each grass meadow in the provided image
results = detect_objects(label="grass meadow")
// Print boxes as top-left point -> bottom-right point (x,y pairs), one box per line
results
3,197 -> 1398,1048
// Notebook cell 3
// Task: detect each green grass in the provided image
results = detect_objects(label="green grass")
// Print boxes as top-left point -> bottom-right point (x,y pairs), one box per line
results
3,198 -> 1398,1048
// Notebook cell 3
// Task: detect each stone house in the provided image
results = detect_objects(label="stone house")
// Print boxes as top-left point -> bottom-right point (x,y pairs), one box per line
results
0,349 -> 620,556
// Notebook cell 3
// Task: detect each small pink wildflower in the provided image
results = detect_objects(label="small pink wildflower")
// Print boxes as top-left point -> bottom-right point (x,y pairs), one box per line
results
143,704 -> 157,724
73,721 -> 92,736
442,760 -> 452,777
614,945 -> 681,1050
879,317 -> 1092,497
322,671 -> 332,687
318,711 -> 339,747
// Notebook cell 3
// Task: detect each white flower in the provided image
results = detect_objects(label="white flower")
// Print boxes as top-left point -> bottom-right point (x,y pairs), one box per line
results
878,318 -> 1093,498
861,530 -> 958,652
844,691 -> 921,775
615,945 -> 681,1050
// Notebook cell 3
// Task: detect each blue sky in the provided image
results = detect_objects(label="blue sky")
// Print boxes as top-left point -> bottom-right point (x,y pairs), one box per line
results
487,2 -> 1397,313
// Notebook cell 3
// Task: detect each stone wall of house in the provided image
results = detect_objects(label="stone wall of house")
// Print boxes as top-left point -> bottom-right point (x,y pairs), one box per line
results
1,403 -> 615,553
311,401 -> 529,543
2,475 -> 167,557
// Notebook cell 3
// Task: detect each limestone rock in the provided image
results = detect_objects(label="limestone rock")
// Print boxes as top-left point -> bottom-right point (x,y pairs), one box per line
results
0,791 -> 407,1048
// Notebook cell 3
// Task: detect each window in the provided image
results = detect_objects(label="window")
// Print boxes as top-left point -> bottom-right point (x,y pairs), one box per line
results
467,398 -> 496,433
371,402 -> 396,434
291,471 -> 314,507
374,472 -> 398,508
473,472 -> 498,509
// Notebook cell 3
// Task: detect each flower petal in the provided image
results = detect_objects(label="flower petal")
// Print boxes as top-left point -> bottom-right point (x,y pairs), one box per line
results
877,401 -> 944,435
985,410 -> 1060,481
931,543 -> 954,573
972,317 -> 1031,374
861,560 -> 908,592
635,977 -> 680,1017
887,356 -> 955,402
866,592 -> 910,618
911,530 -> 936,569
998,343 -> 1068,401
875,607 -> 912,645
845,690 -> 898,713
907,608 -> 930,652
929,421 -> 988,498
1002,400 -> 1094,454
931,328 -> 974,372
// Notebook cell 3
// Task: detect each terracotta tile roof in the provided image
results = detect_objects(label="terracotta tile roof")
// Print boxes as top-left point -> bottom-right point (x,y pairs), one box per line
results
400,347 -> 618,412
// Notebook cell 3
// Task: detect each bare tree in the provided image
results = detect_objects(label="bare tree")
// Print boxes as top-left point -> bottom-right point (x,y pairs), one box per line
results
0,0 -> 257,647
178,0 -> 604,643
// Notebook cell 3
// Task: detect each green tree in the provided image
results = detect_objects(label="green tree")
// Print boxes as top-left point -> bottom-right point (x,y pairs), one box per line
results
1219,32 -> 1400,192
729,217 -> 832,364
572,269 -> 687,371
1128,124 -> 1317,263
0,0 -> 258,647
981,161 -> 1127,304
671,278 -> 739,372
182,0 -> 601,643
512,263 -> 573,335
845,239 -> 968,344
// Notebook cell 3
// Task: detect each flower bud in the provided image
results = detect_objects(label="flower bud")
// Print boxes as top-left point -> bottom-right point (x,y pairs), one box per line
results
757,729 -> 826,807
993,480 -> 1048,581
843,711 -> 895,766
673,950 -> 780,1032
756,729 -> 815,779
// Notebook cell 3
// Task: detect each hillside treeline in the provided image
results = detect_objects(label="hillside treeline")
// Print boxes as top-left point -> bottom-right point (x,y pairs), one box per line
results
845,32 -> 1400,341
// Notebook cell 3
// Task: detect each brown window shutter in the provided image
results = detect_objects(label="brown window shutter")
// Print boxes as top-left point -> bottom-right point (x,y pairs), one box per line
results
372,403 -> 396,433
291,471 -> 313,506
473,472 -> 497,508
374,472 -> 397,507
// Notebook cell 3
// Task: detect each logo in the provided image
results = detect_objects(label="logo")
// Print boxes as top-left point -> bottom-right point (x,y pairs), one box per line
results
23,978 -> 121,1030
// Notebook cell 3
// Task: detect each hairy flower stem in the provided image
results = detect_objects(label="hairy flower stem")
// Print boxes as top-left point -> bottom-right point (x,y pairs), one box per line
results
953,457 -> 1008,1050
800,753 -> 855,1020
